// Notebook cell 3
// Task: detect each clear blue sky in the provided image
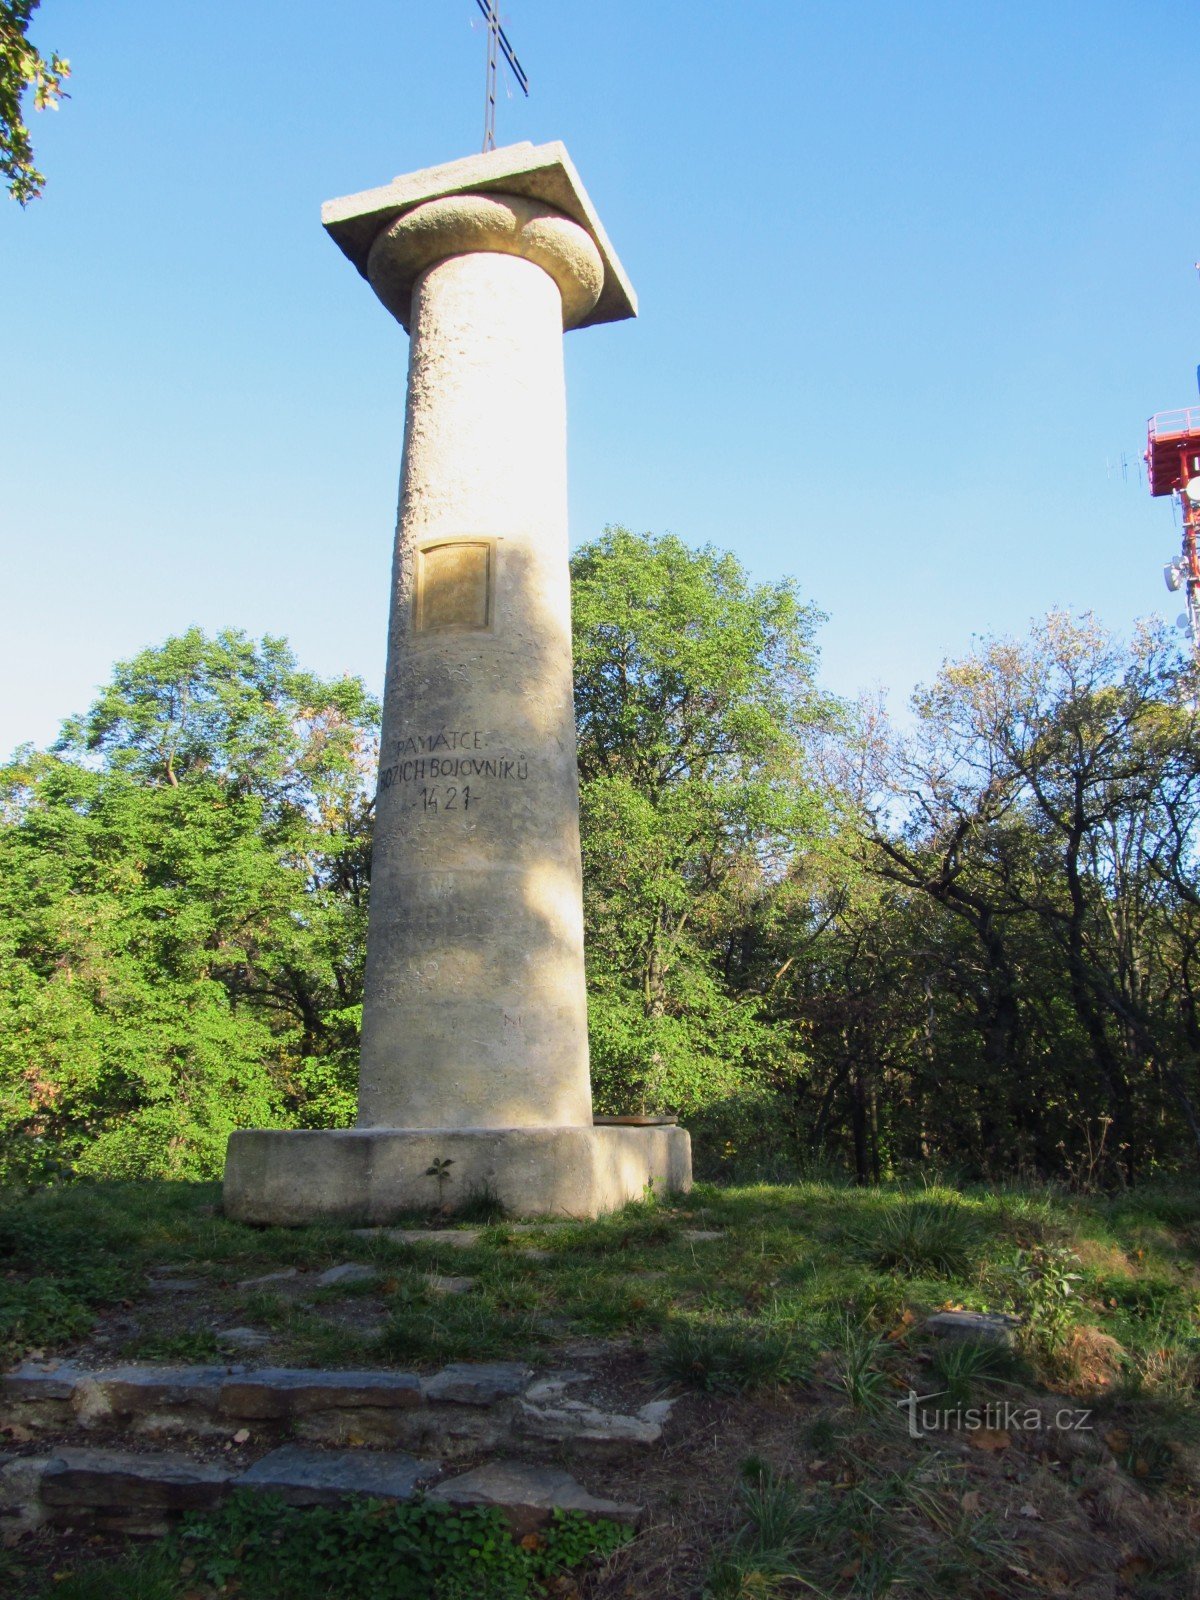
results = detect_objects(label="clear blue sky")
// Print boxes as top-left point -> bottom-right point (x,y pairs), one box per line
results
2,1 -> 1196,756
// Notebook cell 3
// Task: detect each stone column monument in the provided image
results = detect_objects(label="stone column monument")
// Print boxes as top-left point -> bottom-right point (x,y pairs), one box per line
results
224,143 -> 692,1222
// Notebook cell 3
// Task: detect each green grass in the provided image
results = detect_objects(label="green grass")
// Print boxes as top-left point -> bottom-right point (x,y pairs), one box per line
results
657,1319 -> 811,1393
2,1174 -> 1199,1408
704,1458 -> 1029,1600
5,1176 -> 1200,1597
850,1196 -> 984,1278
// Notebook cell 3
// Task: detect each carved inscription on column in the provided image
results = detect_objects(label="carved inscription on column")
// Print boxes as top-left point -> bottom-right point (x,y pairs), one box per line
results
377,728 -> 530,812
414,540 -> 492,632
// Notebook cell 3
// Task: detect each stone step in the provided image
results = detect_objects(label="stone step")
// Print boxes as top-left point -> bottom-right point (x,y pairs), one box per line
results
3,1359 -> 676,1458
431,1460 -> 639,1536
1,1443 -> 641,1539
237,1444 -> 438,1507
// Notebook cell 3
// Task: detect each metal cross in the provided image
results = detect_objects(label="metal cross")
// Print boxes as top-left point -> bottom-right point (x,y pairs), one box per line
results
475,0 -> 528,151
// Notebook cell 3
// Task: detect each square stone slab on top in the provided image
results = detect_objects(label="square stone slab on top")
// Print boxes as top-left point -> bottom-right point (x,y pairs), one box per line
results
321,141 -> 637,329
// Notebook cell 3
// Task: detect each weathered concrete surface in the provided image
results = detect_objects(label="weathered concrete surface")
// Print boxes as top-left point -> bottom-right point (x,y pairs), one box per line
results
224,1125 -> 692,1223
431,1459 -> 640,1535
359,224 -> 595,1134
237,1445 -> 438,1506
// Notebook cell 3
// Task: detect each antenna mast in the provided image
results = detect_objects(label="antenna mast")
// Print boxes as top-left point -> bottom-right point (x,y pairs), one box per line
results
1147,407 -> 1200,661
475,0 -> 529,152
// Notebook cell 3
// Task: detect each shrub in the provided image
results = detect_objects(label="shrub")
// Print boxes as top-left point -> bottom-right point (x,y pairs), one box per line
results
658,1320 -> 811,1393
852,1199 -> 982,1278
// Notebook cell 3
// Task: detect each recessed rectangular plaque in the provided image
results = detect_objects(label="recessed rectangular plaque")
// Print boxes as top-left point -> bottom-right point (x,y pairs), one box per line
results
414,541 -> 492,633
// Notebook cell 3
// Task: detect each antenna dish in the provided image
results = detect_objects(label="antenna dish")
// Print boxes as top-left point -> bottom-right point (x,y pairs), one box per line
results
1166,562 -> 1183,592
1177,615 -> 1191,631
1185,480 -> 1200,504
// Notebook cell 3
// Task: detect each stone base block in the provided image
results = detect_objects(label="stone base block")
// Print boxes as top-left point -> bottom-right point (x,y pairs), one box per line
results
223,1125 -> 692,1225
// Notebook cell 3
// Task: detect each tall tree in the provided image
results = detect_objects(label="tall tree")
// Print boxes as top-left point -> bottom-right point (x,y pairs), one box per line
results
0,630 -> 378,1180
571,526 -> 830,1133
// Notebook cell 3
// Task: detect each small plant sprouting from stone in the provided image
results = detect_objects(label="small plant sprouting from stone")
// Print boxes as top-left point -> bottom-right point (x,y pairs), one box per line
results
426,1156 -> 454,1208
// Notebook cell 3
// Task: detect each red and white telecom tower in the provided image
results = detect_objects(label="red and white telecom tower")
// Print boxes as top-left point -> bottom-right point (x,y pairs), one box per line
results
1146,408 -> 1200,656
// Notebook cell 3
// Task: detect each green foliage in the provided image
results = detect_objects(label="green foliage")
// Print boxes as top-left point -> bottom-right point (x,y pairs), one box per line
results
0,1 -> 69,204
830,1315 -> 891,1414
34,1494 -> 630,1600
0,628 -> 376,1181
851,1199 -> 983,1279
928,1338 -> 1023,1408
705,1459 -> 1024,1600
173,1491 -> 630,1600
1004,1243 -> 1084,1356
36,1545 -> 179,1600
657,1319 -> 811,1393
572,527 -> 828,1128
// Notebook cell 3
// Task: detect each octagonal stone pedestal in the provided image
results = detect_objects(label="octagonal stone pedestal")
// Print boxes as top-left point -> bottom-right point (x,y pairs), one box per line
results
224,1126 -> 691,1225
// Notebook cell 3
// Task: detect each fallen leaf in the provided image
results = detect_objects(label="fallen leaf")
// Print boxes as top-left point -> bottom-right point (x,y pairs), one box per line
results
961,1490 -> 982,1514
1018,1503 -> 1041,1520
1,1424 -> 33,1442
968,1428 -> 1012,1452
232,1428 -> 250,1444
1120,1557 -> 1152,1579
1133,1457 -> 1151,1478
838,1558 -> 862,1579
520,1532 -> 545,1551
179,1558 -> 196,1576
1104,1428 -> 1131,1454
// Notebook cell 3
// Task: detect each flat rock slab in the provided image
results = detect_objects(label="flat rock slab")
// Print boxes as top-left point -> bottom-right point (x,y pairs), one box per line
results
523,1371 -> 592,1404
432,1460 -> 640,1536
239,1267 -> 301,1290
682,1230 -> 723,1243
313,1263 -> 378,1288
40,1447 -> 233,1511
216,1328 -> 273,1352
237,1445 -> 438,1507
423,1362 -> 533,1406
0,1453 -> 54,1536
219,1368 -> 422,1419
518,1397 -> 675,1447
925,1310 -> 1021,1347
145,1278 -> 203,1293
3,1360 -> 81,1403
425,1274 -> 475,1296
75,1366 -> 225,1423
378,1230 -> 482,1249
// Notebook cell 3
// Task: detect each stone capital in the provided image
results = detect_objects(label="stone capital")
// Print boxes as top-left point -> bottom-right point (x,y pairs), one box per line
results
322,141 -> 637,330
368,192 -> 604,332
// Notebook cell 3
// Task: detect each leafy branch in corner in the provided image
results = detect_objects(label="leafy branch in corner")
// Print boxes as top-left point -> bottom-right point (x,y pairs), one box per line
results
1,1 -> 70,204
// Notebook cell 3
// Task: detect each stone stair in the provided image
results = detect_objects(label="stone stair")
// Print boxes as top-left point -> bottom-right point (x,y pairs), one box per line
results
0,1357 -> 671,1541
